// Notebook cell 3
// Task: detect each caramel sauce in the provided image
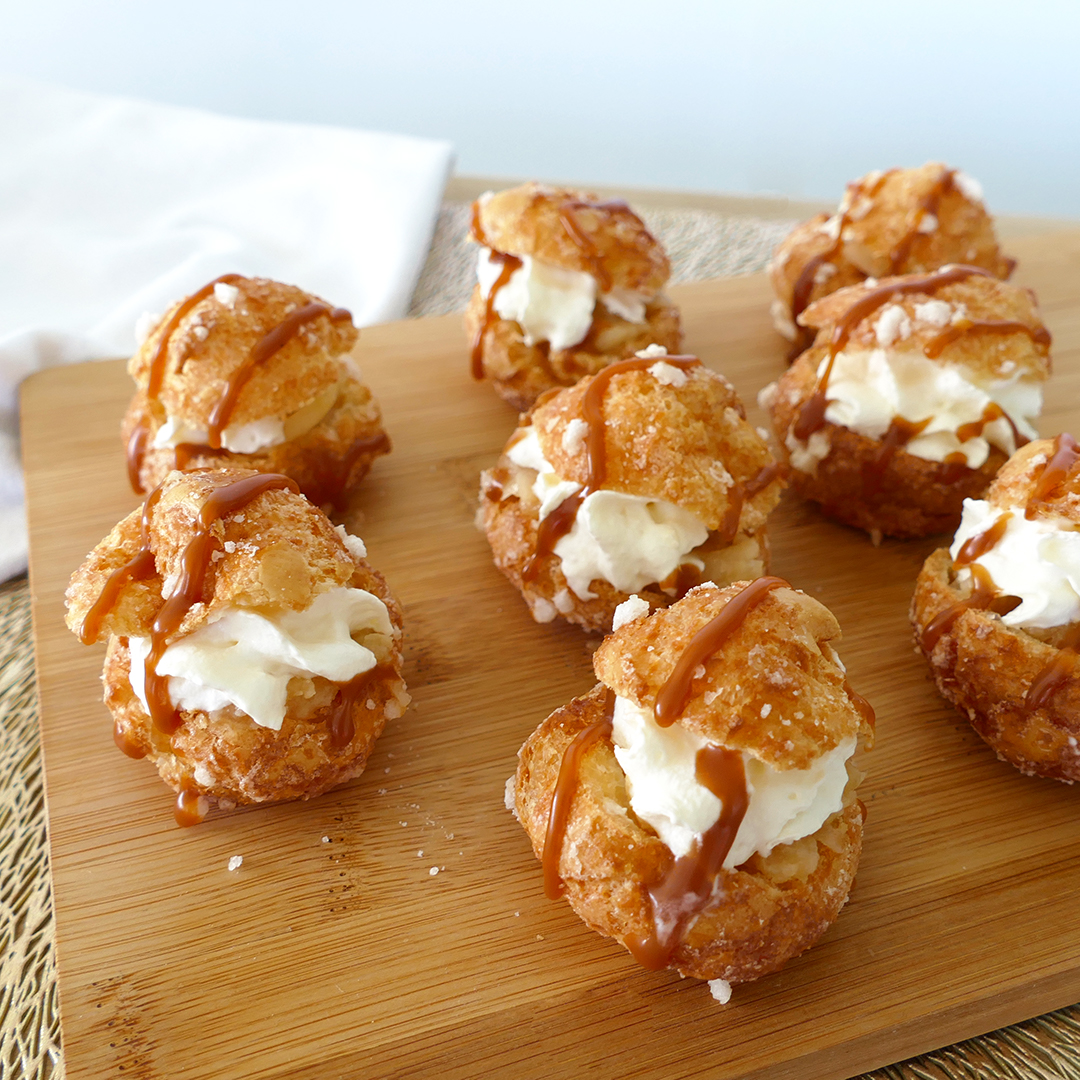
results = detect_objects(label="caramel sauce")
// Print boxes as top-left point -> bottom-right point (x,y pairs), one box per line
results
954,512 -> 1012,567
521,356 -> 702,582
471,252 -> 523,379
792,265 -> 994,442
654,576 -> 789,727
923,319 -> 1051,360
174,788 -> 207,828
717,462 -> 785,546
624,745 -> 749,970
146,274 -> 243,399
1026,625 -> 1080,711
939,452 -> 971,485
844,681 -> 876,730
126,423 -> 151,494
1025,433 -> 1080,520
469,199 -> 488,247
920,564 -> 1017,651
557,198 -> 634,293
887,168 -> 956,273
79,485 -> 165,644
325,668 -> 385,748
206,303 -> 351,449
862,416 -> 931,497
542,690 -> 615,900
787,171 -> 893,362
113,718 -> 147,759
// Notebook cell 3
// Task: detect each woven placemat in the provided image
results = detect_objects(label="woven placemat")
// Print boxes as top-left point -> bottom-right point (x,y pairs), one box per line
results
4,201 -> 1078,1080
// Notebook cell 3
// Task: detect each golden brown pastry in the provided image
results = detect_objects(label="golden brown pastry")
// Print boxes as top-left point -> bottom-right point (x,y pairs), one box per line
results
65,468 -> 409,823
465,182 -> 682,410
911,435 -> 1080,780
770,163 -> 1015,360
123,275 -> 389,506
761,266 -> 1050,539
512,577 -> 875,991
480,347 -> 784,632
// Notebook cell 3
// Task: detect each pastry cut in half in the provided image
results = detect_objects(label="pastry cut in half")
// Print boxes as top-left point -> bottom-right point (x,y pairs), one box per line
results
761,266 -> 1050,539
123,275 -> 389,506
465,182 -> 682,410
511,578 -> 875,994
911,435 -> 1080,781
479,346 -> 785,632
770,163 -> 1014,361
65,468 -> 409,824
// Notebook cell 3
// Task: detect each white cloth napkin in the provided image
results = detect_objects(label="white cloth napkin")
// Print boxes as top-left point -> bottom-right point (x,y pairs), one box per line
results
0,76 -> 453,582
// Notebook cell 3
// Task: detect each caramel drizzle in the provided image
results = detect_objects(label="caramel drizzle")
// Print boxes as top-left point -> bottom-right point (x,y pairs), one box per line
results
920,564 -> 1019,652
146,274 -> 243,399
557,198 -> 635,293
787,171 -> 893,361
542,690 -> 615,900
655,576 -> 789,726
174,788 -> 206,828
953,402 -> 1029,452
1025,432 -> 1079,520
887,167 -> 957,273
471,252 -> 522,380
717,462 -> 785,546
923,319 -> 1051,360
113,717 -> 147,760
522,355 -> 702,582
325,667 -> 387,749
206,302 -> 351,449
844,682 -> 877,731
624,746 -> 749,970
954,512 -> 1012,567
79,485 -> 165,644
1026,625 -> 1080,711
792,265 -> 994,442
862,416 -> 931,498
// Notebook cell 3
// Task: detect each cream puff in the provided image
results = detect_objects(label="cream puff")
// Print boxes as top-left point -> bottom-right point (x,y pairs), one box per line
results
65,468 -> 409,823
511,578 -> 875,990
912,435 -> 1080,780
465,182 -> 682,410
123,275 -> 389,506
770,163 -> 1015,360
480,347 -> 785,632
761,266 -> 1050,539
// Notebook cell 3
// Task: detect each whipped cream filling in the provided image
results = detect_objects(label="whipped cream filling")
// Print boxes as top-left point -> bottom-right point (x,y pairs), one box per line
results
808,347 -> 1042,470
610,694 -> 856,868
152,380 -> 342,455
128,585 -> 392,730
477,247 -> 649,352
507,427 -> 706,600
153,414 -> 287,454
950,499 -> 1080,630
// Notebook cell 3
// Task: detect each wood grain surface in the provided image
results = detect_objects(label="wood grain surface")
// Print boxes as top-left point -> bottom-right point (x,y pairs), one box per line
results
22,233 -> 1080,1080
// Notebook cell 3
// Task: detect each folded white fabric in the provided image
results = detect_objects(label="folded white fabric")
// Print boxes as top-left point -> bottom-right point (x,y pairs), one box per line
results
0,76 -> 453,582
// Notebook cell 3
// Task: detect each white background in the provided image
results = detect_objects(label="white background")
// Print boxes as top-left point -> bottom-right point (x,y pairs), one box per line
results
3,0 -> 1078,215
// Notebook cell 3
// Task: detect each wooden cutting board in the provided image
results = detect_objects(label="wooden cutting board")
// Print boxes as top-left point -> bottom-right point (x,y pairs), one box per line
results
22,232 -> 1080,1080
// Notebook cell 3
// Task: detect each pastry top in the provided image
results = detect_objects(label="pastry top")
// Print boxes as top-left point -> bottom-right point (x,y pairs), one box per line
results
517,355 -> 782,533
66,468 -> 369,644
983,436 -> 1080,521
592,581 -> 874,770
469,182 -> 670,295
129,276 -> 359,429
771,163 -> 1013,306
800,271 -> 1051,385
